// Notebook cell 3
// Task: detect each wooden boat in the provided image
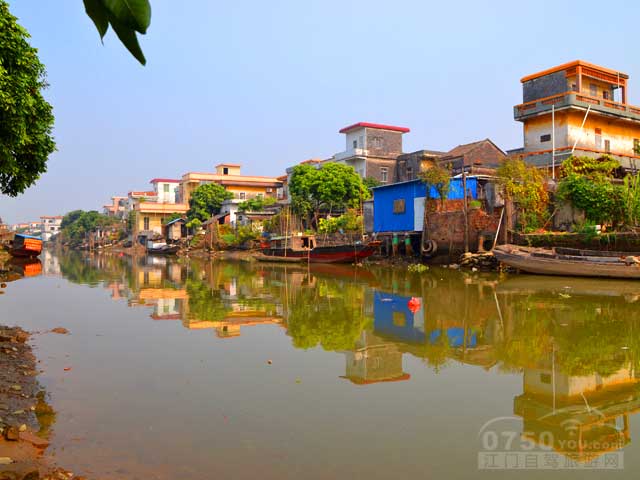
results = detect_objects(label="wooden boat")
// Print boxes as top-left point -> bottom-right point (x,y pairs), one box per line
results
260,234 -> 380,264
8,234 -> 42,258
146,241 -> 180,255
493,244 -> 640,279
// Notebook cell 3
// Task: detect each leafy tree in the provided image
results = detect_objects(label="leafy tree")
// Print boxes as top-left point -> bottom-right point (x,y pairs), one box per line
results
557,156 -> 630,227
288,163 -> 369,227
83,0 -> 151,65
187,183 -> 233,223
59,210 -> 120,246
363,176 -> 382,189
237,196 -> 276,212
497,157 -> 549,232
420,165 -> 451,206
0,1 -> 55,196
288,163 -> 316,220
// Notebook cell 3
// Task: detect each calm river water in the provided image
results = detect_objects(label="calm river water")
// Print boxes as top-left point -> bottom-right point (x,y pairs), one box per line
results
3,250 -> 640,479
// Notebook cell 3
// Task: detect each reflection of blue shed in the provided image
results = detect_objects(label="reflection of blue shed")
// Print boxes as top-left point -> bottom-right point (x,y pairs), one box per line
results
374,291 -> 425,343
372,177 -> 477,233
373,291 -> 477,348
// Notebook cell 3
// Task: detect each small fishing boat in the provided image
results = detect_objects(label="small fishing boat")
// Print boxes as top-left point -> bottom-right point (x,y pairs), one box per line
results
493,244 -> 640,279
146,241 -> 180,255
8,234 -> 43,258
259,234 -> 380,264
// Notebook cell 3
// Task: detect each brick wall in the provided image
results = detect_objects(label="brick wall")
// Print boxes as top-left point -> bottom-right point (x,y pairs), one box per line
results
366,129 -> 403,157
367,158 -> 398,183
425,200 -> 502,253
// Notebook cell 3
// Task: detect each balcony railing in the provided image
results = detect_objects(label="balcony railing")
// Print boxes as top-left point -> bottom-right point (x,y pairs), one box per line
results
514,92 -> 640,121
333,148 -> 368,161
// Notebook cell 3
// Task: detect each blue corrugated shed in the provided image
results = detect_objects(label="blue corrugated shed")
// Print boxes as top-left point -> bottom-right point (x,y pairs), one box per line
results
372,178 -> 477,233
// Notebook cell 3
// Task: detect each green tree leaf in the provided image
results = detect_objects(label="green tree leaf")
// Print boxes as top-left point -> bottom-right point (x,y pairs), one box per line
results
108,13 -> 146,65
187,183 -> 234,222
83,0 -> 109,39
103,0 -> 151,33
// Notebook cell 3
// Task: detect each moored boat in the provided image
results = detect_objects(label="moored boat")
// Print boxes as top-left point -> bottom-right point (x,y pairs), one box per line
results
146,241 -> 180,255
493,244 -> 640,279
8,234 -> 43,258
260,234 -> 380,264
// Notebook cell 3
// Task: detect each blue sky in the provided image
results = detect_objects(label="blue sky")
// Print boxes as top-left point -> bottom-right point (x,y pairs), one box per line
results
2,0 -> 640,223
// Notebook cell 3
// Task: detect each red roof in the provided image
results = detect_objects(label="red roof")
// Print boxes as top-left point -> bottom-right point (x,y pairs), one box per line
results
339,122 -> 410,134
150,178 -> 180,184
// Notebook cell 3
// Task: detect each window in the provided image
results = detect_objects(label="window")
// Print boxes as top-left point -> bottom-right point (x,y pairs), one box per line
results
393,311 -> 406,327
540,373 -> 551,384
143,216 -> 150,230
603,90 -> 609,100
223,167 -> 229,175
540,134 -> 551,143
353,140 -> 358,149
358,135 -> 364,148
239,192 -> 246,200
257,193 -> 263,199
163,184 -> 170,193
380,167 -> 388,183
590,83 -> 597,97
634,139 -> 639,154
605,139 -> 611,153
571,83 -> 578,92
266,187 -> 272,193
371,136 -> 383,148
595,128 -> 602,150
393,199 -> 405,214
406,166 -> 413,178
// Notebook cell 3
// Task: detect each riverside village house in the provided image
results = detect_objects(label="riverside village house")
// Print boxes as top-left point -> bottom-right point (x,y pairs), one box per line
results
512,60 -> 640,174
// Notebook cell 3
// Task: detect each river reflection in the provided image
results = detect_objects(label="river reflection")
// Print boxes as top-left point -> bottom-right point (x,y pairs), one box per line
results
8,250 -> 640,478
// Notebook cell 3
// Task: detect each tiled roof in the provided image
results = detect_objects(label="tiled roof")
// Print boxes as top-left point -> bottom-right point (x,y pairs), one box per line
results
441,139 -> 506,163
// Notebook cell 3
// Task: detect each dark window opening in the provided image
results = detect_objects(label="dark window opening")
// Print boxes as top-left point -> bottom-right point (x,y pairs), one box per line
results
540,134 -> 551,143
393,199 -> 405,214
223,167 -> 229,175
540,373 -> 551,384
605,139 -> 611,153
603,90 -> 609,100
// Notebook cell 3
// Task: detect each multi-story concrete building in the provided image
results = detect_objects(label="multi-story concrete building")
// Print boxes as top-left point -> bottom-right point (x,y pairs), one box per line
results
39,215 -> 63,241
131,180 -> 188,236
331,122 -> 410,184
394,149 -> 445,182
103,196 -> 128,219
150,178 -> 181,204
180,163 -> 282,205
514,60 -> 640,173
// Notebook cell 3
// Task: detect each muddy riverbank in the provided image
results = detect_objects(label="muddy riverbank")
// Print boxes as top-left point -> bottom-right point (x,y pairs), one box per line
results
0,325 -> 85,480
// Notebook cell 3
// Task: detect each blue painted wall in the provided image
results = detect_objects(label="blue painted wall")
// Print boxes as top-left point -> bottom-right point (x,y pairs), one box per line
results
372,178 -> 477,233
373,291 -> 477,348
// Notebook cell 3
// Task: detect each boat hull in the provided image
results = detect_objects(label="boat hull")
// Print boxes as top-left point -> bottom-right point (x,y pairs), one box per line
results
9,235 -> 42,258
147,245 -> 180,255
494,245 -> 640,279
260,242 -> 379,264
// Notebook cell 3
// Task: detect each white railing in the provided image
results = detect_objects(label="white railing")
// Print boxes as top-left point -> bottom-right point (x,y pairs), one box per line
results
333,148 -> 368,161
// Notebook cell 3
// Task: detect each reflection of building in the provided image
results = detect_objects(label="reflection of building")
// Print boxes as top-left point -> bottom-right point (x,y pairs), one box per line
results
514,361 -> 640,462
342,331 -> 409,385
40,249 -> 61,276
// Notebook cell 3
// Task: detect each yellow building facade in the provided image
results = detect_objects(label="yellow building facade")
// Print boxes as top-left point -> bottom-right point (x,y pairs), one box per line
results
514,60 -> 640,172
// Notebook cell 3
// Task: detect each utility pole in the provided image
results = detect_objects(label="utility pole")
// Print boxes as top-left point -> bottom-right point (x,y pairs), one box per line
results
462,171 -> 469,253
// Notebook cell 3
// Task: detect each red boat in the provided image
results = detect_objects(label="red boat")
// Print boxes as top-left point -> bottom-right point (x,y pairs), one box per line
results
9,234 -> 43,258
258,234 -> 380,264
